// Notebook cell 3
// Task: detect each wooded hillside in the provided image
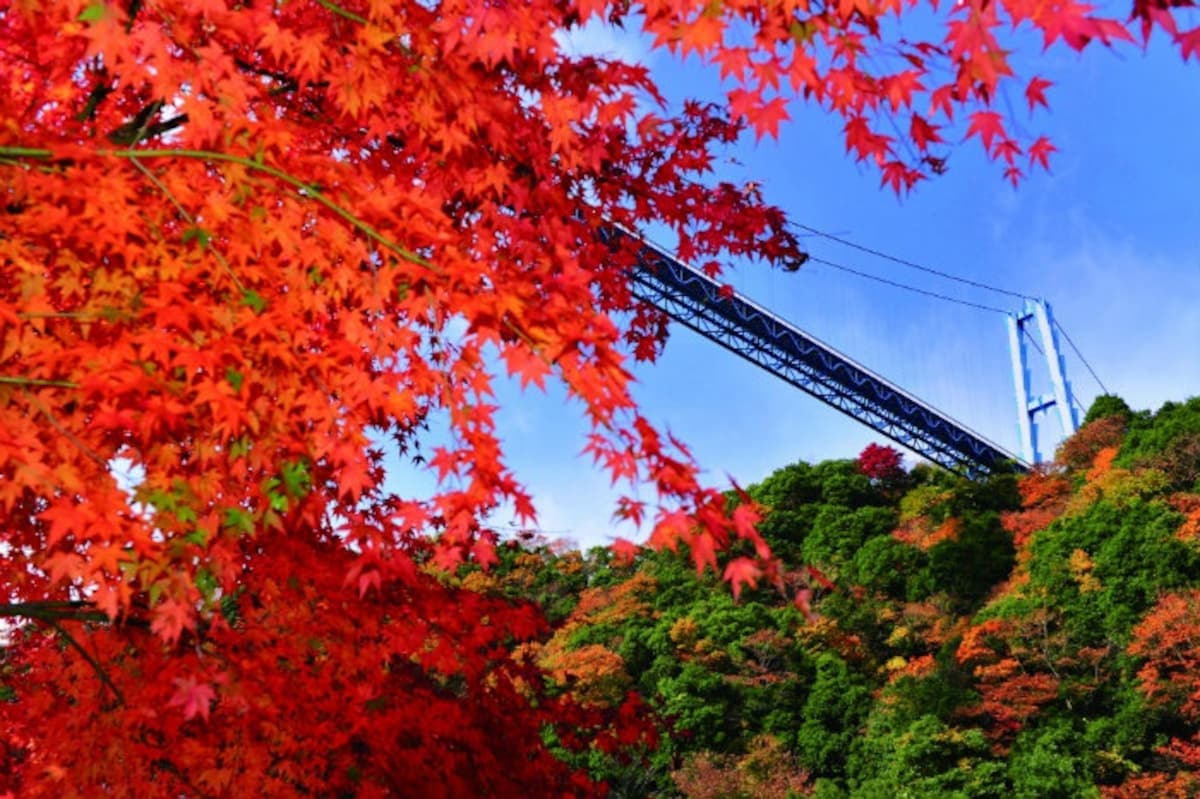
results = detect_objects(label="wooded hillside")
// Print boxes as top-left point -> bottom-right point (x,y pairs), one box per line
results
469,395 -> 1200,797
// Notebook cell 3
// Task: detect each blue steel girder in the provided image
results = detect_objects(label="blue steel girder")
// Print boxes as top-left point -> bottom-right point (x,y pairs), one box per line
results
614,230 -> 1025,477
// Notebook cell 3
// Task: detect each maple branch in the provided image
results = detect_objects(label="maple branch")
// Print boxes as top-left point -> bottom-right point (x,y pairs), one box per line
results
120,149 -> 440,274
22,387 -> 107,467
109,112 -> 190,146
0,601 -> 109,623
311,0 -> 415,56
233,58 -> 300,94
50,620 -> 126,708
0,146 -> 55,159
128,157 -> 248,293
74,68 -> 114,123
18,310 -> 132,323
314,0 -> 369,25
0,375 -> 79,389
0,146 -> 439,274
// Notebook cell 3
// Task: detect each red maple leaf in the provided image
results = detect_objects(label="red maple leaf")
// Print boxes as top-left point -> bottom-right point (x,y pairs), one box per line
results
1179,25 -> 1200,61
909,113 -> 943,151
1025,76 -> 1053,111
502,342 -> 552,391
1028,136 -> 1057,171
150,597 -> 196,645
794,587 -> 816,622
610,537 -> 641,565
748,95 -> 790,140
929,84 -> 957,120
723,556 -> 761,600
965,110 -> 1007,153
168,676 -> 216,722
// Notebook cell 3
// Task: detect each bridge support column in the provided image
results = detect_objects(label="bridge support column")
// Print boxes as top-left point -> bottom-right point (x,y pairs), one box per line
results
1007,300 -> 1080,464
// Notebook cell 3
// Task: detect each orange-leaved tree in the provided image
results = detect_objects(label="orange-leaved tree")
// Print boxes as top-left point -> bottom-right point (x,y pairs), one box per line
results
0,0 -> 1194,796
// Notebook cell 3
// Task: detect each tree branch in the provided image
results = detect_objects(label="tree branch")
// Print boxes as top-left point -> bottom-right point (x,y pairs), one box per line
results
0,146 -> 439,274
129,157 -> 246,293
0,601 -> 109,622
314,0 -> 369,25
0,375 -> 79,389
50,620 -> 125,708
22,387 -> 107,467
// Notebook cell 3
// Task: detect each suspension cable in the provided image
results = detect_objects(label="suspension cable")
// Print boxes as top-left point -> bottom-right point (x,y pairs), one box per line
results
808,256 -> 1012,314
1053,319 -> 1110,395
793,222 -> 1036,301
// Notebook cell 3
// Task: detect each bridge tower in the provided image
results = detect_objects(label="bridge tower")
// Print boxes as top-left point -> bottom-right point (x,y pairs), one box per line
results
1007,299 -> 1080,464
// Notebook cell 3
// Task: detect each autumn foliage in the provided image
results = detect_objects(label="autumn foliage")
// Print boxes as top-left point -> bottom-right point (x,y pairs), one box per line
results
1106,590 -> 1200,796
857,443 -> 904,482
1,0 -> 1198,795
487,398 -> 1200,795
0,535 -> 641,798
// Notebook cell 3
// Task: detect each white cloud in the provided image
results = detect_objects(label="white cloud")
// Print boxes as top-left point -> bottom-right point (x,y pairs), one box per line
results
555,19 -> 653,66
1023,230 -> 1200,414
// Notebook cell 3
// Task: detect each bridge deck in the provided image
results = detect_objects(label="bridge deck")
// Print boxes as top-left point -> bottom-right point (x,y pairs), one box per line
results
608,228 -> 1026,477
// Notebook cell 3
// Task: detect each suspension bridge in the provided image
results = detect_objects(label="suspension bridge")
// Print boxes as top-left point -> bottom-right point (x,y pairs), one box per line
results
602,225 -> 1104,478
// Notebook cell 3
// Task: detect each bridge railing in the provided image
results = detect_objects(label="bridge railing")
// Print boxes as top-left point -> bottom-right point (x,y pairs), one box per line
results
601,225 -> 1028,477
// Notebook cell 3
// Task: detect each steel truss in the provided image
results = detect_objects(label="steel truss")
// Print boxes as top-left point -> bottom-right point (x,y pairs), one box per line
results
610,229 -> 1026,477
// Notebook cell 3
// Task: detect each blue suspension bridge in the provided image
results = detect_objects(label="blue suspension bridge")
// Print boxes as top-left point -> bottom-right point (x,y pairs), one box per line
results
602,226 -> 1105,478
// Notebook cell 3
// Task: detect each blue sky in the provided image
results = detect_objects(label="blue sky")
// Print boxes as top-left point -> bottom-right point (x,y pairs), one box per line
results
392,20 -> 1200,549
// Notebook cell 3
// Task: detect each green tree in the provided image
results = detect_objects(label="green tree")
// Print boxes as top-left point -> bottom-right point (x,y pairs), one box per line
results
1083,395 -> 1134,426
795,653 -> 872,777
803,505 -> 898,575
850,715 -> 1007,799
1008,719 -> 1100,799
1027,499 -> 1198,646
922,511 -> 1015,612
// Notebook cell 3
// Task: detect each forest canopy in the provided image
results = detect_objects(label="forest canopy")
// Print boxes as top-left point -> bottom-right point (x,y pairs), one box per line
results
467,395 -> 1200,797
2,0 -> 1197,794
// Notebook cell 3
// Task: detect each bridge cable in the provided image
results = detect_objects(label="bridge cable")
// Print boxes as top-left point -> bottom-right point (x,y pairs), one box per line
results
808,256 -> 1012,314
792,222 -> 1036,301
645,201 -> 1108,400
793,223 -> 1110,395
1051,318 -> 1110,395
1022,327 -> 1045,356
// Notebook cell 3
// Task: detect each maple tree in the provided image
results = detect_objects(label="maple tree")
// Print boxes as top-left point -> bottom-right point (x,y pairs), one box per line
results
1055,415 -> 1127,473
671,734 -> 811,798
519,570 -> 658,705
857,443 -> 904,484
1000,464 -> 1071,549
955,616 -> 1064,744
1101,589 -> 1200,797
1,0 -> 1196,795
1,534 -> 654,797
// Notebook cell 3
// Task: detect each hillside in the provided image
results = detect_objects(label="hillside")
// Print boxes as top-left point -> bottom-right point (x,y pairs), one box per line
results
470,395 -> 1200,797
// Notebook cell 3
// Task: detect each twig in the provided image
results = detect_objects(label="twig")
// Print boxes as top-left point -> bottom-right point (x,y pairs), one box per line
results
0,144 -> 441,277
0,375 -> 79,389
129,158 -> 247,293
314,0 -> 370,25
1,601 -> 109,623
18,311 -> 100,320
21,387 -> 107,467
50,620 -> 125,708
121,148 -> 437,273
313,0 -> 416,57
